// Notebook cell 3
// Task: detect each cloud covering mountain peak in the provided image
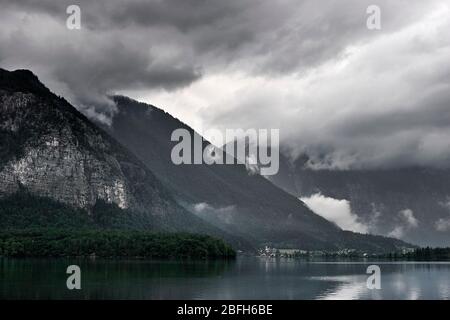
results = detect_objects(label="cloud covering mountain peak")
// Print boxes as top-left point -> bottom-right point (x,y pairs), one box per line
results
1,0 -> 449,169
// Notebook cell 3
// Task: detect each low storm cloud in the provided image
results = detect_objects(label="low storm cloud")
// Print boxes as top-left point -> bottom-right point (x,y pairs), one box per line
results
1,0 -> 449,168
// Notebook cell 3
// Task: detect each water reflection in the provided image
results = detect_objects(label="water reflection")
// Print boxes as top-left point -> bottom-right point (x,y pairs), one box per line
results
1,257 -> 449,299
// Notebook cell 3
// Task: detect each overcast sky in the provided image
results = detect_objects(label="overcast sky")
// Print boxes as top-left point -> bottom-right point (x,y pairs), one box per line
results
1,0 -> 449,169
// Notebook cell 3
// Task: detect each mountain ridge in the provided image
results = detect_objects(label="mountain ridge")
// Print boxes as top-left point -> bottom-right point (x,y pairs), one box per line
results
101,94 -> 413,252
266,153 -> 450,247
0,68 -> 248,249
0,67 -> 414,252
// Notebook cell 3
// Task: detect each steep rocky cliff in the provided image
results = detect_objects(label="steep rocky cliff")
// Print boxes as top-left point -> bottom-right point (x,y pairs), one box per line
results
0,68 -> 236,239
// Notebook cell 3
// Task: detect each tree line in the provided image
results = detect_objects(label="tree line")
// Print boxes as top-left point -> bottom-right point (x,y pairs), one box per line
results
0,192 -> 236,259
0,229 -> 236,259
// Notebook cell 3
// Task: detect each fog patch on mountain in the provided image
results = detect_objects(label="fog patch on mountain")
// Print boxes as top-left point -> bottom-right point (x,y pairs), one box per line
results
435,200 -> 450,232
300,193 -> 368,234
192,202 -> 236,225
388,209 -> 419,239
435,218 -> 450,232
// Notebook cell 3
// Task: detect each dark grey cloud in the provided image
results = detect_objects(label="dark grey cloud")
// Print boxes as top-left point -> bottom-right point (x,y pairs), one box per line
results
2,0 -> 436,83
1,0 -> 449,169
0,0 -> 205,123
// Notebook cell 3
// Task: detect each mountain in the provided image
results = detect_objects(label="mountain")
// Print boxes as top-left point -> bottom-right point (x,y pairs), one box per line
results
100,95 -> 412,252
265,152 -> 450,247
0,68 -> 244,246
0,68 -> 415,252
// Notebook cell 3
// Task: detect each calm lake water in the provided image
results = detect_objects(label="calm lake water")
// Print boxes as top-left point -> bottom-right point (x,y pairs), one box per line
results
1,257 -> 449,300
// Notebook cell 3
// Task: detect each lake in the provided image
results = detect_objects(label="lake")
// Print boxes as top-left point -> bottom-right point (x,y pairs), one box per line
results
1,257 -> 449,299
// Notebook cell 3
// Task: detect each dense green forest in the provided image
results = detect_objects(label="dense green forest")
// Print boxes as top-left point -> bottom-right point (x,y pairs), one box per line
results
0,191 -> 157,230
0,229 -> 236,259
0,192 -> 236,259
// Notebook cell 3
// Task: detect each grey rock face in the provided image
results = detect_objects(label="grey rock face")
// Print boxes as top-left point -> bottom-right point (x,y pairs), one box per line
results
0,67 -> 190,222
0,69 -> 246,249
0,91 -> 143,212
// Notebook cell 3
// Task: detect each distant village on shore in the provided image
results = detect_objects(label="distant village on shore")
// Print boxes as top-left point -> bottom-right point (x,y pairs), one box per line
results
258,246 -> 416,258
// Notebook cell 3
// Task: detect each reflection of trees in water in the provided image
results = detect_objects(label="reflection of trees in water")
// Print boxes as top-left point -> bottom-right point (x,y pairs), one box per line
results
0,257 -> 236,299
2,258 -> 450,299
93,259 -> 235,279
0,257 -> 234,280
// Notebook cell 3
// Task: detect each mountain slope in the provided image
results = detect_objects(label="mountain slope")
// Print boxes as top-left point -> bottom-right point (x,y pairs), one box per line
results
264,152 -> 450,247
101,95 -> 412,252
0,68 -> 243,245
